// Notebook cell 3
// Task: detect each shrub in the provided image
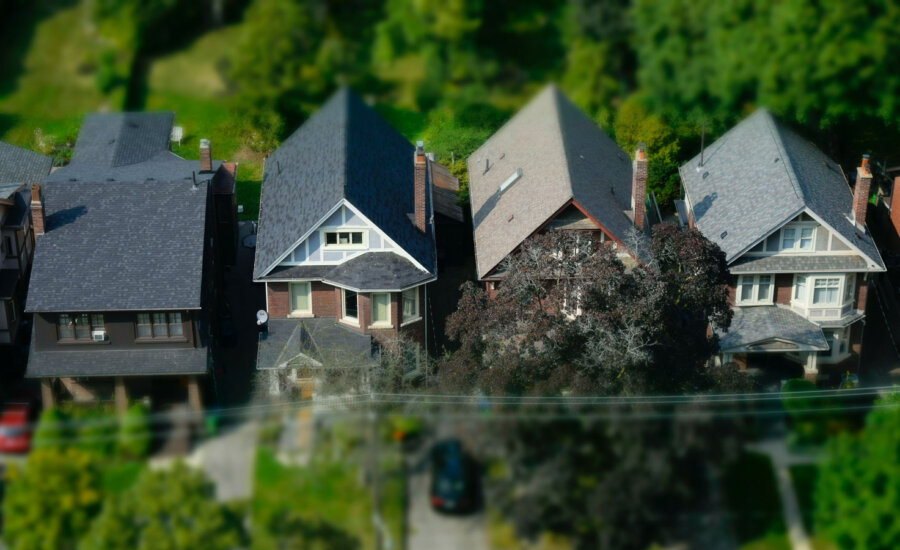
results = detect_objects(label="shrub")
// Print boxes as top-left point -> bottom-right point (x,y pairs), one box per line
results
32,407 -> 69,450
95,49 -> 119,94
117,402 -> 152,459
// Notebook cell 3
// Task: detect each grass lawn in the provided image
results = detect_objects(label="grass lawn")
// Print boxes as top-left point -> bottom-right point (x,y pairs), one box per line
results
0,2 -> 125,150
723,451 -> 790,550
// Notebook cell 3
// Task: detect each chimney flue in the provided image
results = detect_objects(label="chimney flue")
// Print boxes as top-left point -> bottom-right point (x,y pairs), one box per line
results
852,154 -> 872,226
632,143 -> 648,231
200,139 -> 212,172
31,184 -> 46,236
414,141 -> 427,233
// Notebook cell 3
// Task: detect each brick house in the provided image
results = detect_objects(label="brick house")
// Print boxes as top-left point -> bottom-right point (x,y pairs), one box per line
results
467,85 -> 658,292
678,109 -> 886,382
0,141 -> 52,348
253,88 -> 439,380
25,112 -> 237,411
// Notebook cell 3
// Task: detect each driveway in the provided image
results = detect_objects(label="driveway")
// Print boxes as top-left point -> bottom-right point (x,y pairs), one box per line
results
406,428 -> 488,550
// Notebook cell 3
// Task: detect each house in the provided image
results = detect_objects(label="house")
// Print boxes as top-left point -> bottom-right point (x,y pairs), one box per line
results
253,87 -> 438,380
25,112 -> 238,411
678,109 -> 886,382
0,142 -> 52,347
467,85 -> 658,291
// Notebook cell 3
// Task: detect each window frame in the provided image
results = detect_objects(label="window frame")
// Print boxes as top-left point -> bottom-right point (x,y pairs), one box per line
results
401,287 -> 421,325
735,274 -> 774,306
135,311 -> 187,341
791,273 -> 855,310
748,222 -> 819,255
341,289 -> 359,323
321,230 -> 367,250
289,282 -> 312,315
57,312 -> 105,342
370,292 -> 392,328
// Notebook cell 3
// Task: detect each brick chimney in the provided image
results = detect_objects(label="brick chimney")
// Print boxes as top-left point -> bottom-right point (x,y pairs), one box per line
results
414,140 -> 427,233
631,143 -> 648,231
852,154 -> 872,226
31,184 -> 46,236
200,139 -> 212,172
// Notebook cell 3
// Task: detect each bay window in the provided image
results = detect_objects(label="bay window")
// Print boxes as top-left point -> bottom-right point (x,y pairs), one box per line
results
736,275 -> 773,305
342,289 -> 358,321
791,274 -> 859,320
371,293 -> 391,326
812,278 -> 840,306
402,287 -> 420,322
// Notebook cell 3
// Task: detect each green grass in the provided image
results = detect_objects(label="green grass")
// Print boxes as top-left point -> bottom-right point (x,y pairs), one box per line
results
723,451 -> 790,550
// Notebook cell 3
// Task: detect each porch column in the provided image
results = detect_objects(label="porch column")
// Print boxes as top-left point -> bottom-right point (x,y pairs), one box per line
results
114,376 -> 128,415
187,376 -> 203,413
40,378 -> 55,409
803,352 -> 819,383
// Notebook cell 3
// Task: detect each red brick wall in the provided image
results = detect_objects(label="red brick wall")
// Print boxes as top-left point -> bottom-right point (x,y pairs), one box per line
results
311,281 -> 338,317
775,274 -> 793,305
856,276 -> 868,311
267,282 -> 289,318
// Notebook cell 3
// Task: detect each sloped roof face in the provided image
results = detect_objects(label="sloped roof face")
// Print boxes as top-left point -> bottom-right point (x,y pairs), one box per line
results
680,109 -> 884,270
26,180 -> 208,312
71,112 -> 174,167
0,141 -> 51,187
254,87 -> 435,279
467,85 -> 634,279
717,306 -> 828,352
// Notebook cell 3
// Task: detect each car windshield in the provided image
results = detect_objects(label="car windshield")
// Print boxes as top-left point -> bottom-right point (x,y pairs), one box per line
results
0,426 -> 27,437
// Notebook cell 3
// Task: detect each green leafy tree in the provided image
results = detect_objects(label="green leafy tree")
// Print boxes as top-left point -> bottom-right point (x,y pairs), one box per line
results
117,402 -> 152,459
32,407 -> 68,451
79,463 -> 244,550
816,394 -> 900,549
2,449 -> 104,550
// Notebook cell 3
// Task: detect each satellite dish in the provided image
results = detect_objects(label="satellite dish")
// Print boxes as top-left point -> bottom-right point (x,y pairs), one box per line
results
256,310 -> 269,325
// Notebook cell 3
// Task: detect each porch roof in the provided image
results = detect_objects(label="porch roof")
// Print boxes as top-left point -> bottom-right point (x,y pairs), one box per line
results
717,306 -> 828,353
257,318 -> 375,370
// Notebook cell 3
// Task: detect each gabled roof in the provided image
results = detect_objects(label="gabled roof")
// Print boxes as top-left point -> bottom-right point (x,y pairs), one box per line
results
467,85 -> 636,280
253,87 -> 436,280
680,109 -> 885,270
718,306 -> 828,352
261,251 -> 434,291
26,180 -> 209,312
0,141 -> 52,187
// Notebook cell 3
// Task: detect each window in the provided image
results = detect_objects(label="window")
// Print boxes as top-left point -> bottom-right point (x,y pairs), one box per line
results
323,231 -> 365,248
794,275 -> 807,301
736,275 -> 774,305
759,223 -> 818,253
844,274 -> 856,303
137,312 -> 184,339
781,228 -> 796,250
402,288 -> 420,321
799,227 -> 814,250
342,290 -> 358,320
290,282 -> 311,314
371,293 -> 391,326
812,278 -> 841,306
58,313 -> 104,341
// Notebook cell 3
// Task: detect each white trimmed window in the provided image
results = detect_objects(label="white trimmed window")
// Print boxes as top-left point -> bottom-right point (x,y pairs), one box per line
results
844,274 -> 856,303
290,282 -> 311,314
323,230 -> 365,248
794,275 -> 807,301
342,289 -> 359,321
812,277 -> 841,306
371,293 -> 391,326
751,222 -> 818,254
736,275 -> 773,305
402,288 -> 420,322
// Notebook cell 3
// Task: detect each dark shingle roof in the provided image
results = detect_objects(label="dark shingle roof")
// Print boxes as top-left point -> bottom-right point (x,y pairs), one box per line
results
2,190 -> 30,228
718,306 -> 828,352
26,180 -> 208,312
253,87 -> 435,280
261,252 -> 433,291
26,346 -> 208,377
467,85 -> 637,280
0,141 -> 52,187
729,254 -> 870,274
257,318 -> 375,370
71,112 -> 174,167
680,109 -> 884,271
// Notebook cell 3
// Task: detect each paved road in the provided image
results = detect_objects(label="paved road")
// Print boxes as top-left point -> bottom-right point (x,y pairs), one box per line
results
406,434 -> 489,550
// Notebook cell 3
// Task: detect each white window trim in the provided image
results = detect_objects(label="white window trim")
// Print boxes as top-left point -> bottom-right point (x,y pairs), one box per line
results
321,229 -> 368,250
736,274 -> 775,305
288,282 -> 313,317
401,287 -> 421,326
747,222 -> 819,256
369,292 -> 393,329
790,273 -> 857,317
340,289 -> 359,326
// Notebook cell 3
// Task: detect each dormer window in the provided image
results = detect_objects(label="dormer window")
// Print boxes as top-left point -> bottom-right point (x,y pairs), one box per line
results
323,231 -> 365,248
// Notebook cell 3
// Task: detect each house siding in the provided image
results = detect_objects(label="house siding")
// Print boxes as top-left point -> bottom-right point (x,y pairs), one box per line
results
32,311 -> 198,352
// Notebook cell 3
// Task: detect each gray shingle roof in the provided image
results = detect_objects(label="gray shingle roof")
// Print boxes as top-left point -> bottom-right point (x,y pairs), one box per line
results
2,190 -> 29,229
680,109 -> 885,271
261,252 -> 433,291
0,141 -> 52,187
257,318 -> 374,370
25,180 -> 209,312
729,254 -> 870,274
71,112 -> 174,167
717,306 -> 828,352
253,87 -> 436,280
467,85 -> 637,280
26,346 -> 208,377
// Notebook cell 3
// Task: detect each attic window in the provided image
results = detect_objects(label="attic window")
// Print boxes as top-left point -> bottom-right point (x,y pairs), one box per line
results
499,168 -> 523,194
324,230 -> 365,248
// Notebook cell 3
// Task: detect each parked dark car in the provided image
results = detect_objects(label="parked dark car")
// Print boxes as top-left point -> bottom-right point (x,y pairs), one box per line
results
429,439 -> 479,513
0,401 -> 37,453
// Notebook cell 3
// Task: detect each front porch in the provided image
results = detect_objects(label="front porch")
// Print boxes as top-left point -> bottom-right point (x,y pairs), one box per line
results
39,374 -> 205,415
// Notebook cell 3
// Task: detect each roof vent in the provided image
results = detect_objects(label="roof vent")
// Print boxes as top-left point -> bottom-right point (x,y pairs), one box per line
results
499,168 -> 523,194
774,157 -> 780,163
702,171 -> 709,180
720,231 -> 728,239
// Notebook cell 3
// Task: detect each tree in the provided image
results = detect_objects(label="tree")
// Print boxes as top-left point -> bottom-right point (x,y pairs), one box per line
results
32,407 -> 68,451
816,394 -> 900,549
117,402 -> 152,459
2,449 -> 104,550
79,463 -> 244,550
